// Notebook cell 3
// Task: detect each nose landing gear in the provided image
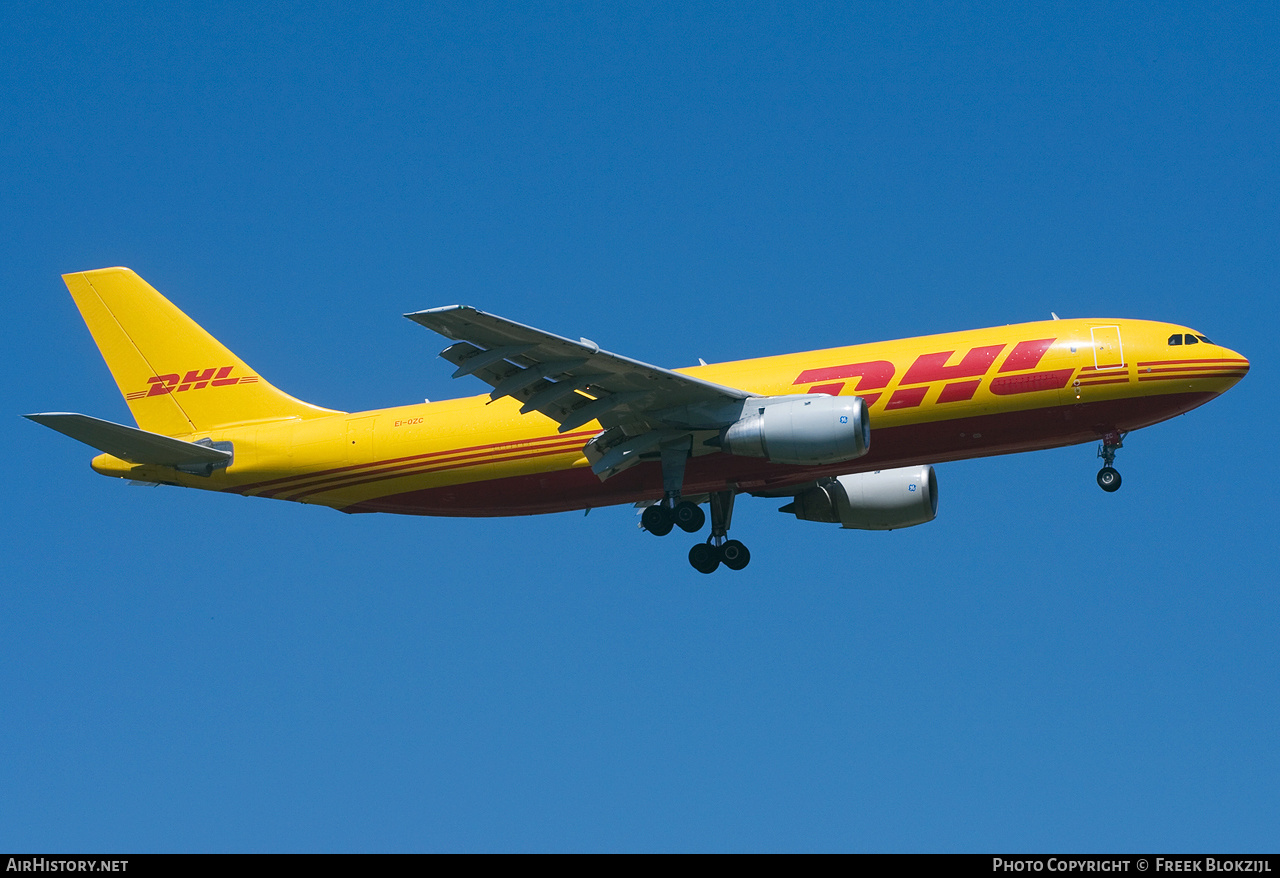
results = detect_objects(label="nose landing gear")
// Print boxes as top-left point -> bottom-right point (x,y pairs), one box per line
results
1096,430 -> 1126,493
1097,467 -> 1121,492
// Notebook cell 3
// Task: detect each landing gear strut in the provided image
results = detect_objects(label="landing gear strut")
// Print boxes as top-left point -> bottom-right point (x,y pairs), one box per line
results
637,438 -> 750,573
1096,430 -> 1126,493
641,438 -> 700,536
688,491 -> 751,574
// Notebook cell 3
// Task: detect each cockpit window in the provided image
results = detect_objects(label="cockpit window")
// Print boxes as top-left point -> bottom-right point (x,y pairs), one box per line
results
1169,332 -> 1215,346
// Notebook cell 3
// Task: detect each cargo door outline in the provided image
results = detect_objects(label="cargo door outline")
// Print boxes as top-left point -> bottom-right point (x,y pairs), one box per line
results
345,416 -> 377,465
1091,326 -> 1124,371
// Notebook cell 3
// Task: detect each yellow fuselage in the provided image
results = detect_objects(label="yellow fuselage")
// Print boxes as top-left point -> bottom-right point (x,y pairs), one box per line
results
91,317 -> 1247,516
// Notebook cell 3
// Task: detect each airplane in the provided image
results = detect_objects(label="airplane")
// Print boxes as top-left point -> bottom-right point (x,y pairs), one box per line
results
27,267 -> 1249,573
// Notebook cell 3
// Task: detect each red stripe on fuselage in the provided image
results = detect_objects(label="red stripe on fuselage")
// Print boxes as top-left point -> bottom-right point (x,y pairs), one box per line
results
258,436 -> 590,500
1137,371 -> 1247,382
1136,358 -> 1249,367
277,442 -> 587,502
1140,364 -> 1249,375
341,391 -> 1219,517
228,429 -> 600,495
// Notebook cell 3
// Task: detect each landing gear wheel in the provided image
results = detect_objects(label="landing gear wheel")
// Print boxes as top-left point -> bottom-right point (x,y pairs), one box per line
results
1095,431 -> 1126,493
719,539 -> 750,571
1097,466 -> 1122,493
673,501 -> 706,533
689,542 -> 721,574
642,504 -> 674,536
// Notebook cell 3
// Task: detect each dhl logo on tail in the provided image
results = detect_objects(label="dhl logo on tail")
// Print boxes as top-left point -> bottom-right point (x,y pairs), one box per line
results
126,366 -> 260,399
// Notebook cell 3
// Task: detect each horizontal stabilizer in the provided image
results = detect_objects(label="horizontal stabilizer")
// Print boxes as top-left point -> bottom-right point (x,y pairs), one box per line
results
24,413 -> 232,469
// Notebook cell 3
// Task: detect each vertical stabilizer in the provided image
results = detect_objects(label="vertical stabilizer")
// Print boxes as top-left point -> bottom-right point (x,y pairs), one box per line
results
63,267 -> 338,436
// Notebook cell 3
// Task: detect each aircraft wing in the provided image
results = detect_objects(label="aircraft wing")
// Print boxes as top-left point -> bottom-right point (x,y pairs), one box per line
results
405,305 -> 754,478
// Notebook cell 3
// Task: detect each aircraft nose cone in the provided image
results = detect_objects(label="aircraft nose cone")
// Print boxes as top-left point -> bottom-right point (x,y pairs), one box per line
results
1221,346 -> 1250,384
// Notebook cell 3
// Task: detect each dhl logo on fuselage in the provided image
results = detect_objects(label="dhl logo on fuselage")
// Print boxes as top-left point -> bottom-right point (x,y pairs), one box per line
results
793,338 -> 1074,409
124,365 -> 259,400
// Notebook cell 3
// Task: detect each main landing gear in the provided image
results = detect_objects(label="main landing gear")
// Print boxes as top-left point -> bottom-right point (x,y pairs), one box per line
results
642,492 -> 751,573
640,439 -> 751,573
640,500 -> 704,536
688,491 -> 750,574
1096,430 -> 1127,493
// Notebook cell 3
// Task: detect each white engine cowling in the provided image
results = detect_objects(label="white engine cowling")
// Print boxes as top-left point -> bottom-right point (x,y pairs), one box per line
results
720,396 -> 870,466
783,465 -> 938,530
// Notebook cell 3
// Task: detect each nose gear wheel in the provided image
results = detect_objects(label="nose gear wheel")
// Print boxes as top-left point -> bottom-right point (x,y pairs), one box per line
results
1095,430 -> 1127,493
1097,467 -> 1121,492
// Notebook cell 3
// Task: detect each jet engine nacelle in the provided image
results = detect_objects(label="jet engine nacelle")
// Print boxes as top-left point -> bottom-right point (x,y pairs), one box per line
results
783,465 -> 938,530
720,396 -> 870,466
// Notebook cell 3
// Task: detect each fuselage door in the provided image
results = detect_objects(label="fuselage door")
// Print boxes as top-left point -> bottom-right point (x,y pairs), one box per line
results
1091,325 -> 1125,371
345,416 -> 377,464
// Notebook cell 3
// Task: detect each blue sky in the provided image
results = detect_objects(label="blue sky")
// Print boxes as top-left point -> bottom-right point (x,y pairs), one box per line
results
2,2 -> 1276,852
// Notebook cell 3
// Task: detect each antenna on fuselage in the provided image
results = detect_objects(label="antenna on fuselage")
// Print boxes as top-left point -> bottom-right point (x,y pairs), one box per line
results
1051,312 -> 1060,320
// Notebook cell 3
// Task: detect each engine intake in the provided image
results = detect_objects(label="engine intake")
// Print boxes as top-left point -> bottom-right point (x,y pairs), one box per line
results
782,465 -> 938,530
720,396 -> 870,466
